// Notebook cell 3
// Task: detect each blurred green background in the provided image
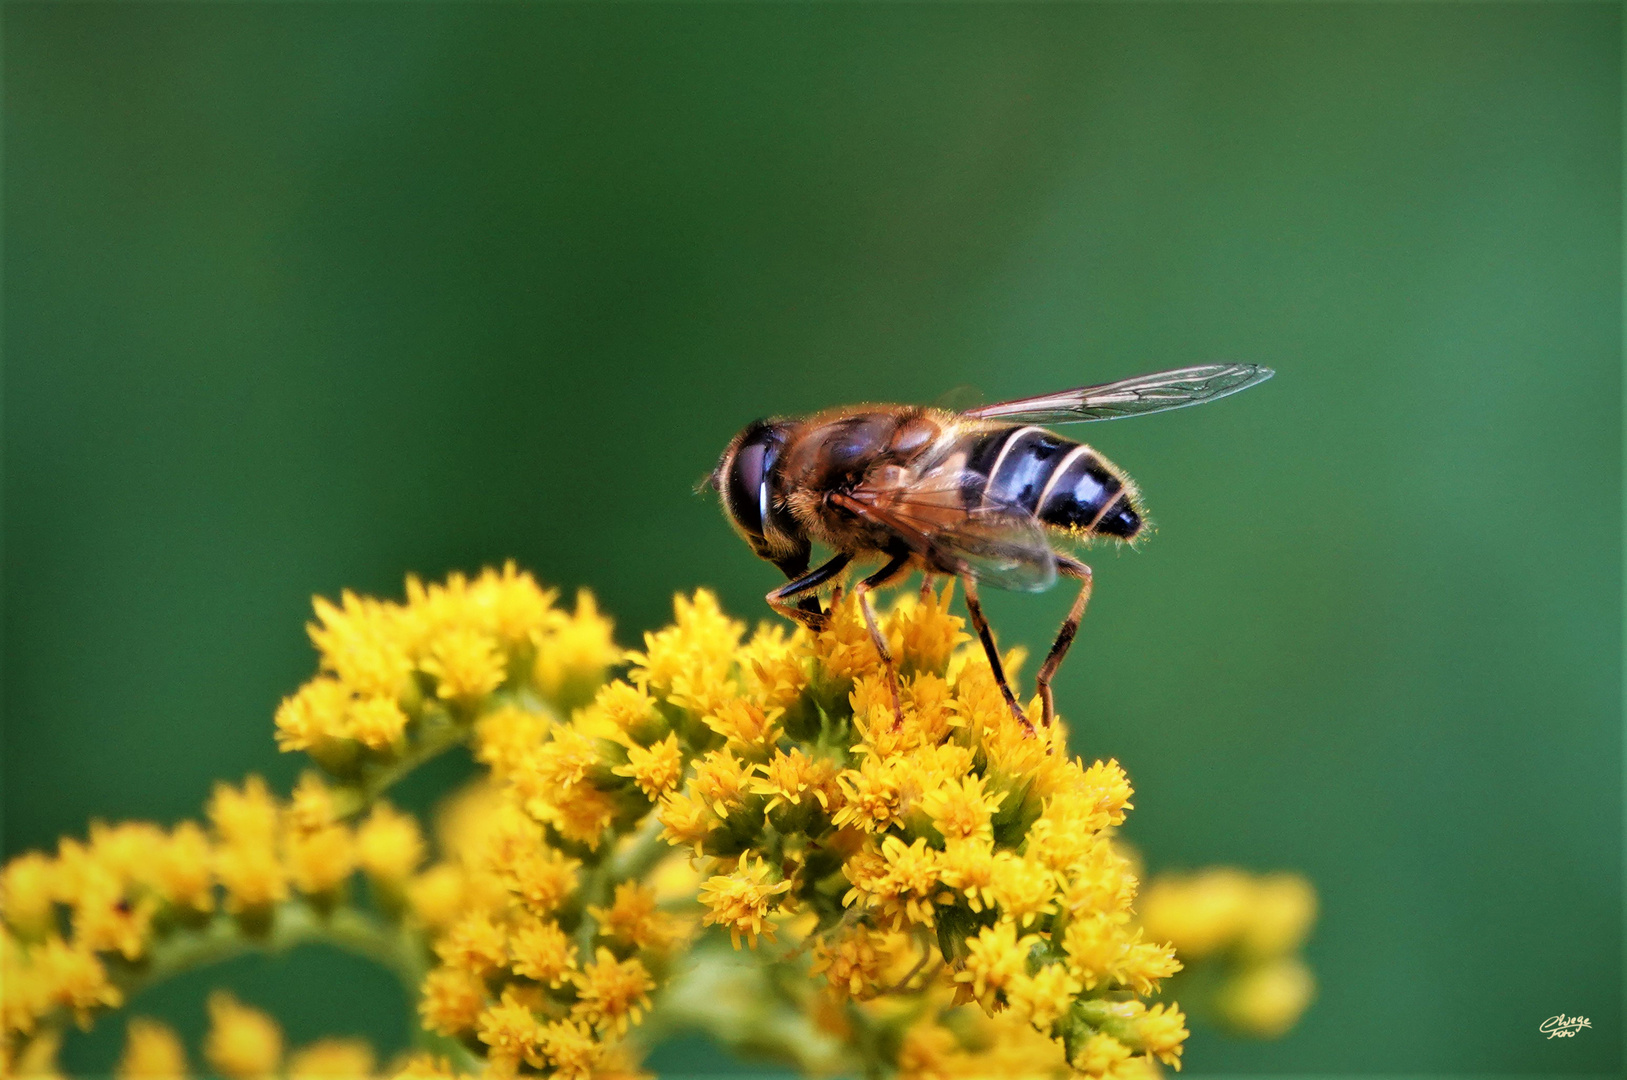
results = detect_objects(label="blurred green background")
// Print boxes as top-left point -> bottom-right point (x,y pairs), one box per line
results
3,2 -> 1619,1075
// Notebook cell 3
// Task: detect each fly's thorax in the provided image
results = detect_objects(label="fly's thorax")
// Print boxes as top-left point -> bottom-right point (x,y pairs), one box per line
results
778,406 -> 944,495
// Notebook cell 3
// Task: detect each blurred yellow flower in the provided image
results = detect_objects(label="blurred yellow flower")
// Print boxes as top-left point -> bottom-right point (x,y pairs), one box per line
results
203,992 -> 281,1080
116,1017 -> 188,1079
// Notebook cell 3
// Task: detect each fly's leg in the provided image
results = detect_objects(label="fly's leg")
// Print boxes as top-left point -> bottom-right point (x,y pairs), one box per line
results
853,550 -> 913,729
767,553 -> 852,633
1035,557 -> 1093,730
960,574 -> 1031,734
771,548 -> 830,630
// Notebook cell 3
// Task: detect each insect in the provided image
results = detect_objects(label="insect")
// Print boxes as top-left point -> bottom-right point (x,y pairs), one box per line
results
709,364 -> 1273,732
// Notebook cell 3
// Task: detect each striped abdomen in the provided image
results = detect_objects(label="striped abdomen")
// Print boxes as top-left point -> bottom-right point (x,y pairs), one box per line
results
964,425 -> 1143,539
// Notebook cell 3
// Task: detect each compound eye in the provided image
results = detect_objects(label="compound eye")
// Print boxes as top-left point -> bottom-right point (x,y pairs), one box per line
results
726,426 -> 779,539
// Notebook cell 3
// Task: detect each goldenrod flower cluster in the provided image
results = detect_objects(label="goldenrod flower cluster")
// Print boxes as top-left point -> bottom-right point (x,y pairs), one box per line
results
0,773 -> 429,1074
1137,868 -> 1318,1037
618,585 -> 1187,1078
276,564 -> 620,797
1,565 -> 1315,1080
118,992 -> 385,1080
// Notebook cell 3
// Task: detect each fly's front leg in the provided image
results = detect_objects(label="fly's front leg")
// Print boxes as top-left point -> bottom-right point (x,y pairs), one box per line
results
853,550 -> 913,729
960,574 -> 1031,734
767,553 -> 852,633
1035,557 -> 1093,729
772,548 -> 829,629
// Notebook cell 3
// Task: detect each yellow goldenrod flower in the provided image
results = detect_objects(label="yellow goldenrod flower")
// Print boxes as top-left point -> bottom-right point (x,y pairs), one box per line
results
405,864 -> 466,931
988,852 -> 1057,930
214,842 -> 287,914
35,937 -> 123,1026
285,1038 -> 375,1079
737,623 -> 810,712
697,854 -> 793,948
436,910 -> 508,976
690,750 -> 754,818
587,881 -> 673,952
203,992 -> 282,1080
390,1053 -> 462,1080
475,989 -> 545,1076
117,1017 -> 189,1079
533,590 -> 621,710
1,852 -> 58,939
1217,956 -> 1316,1037
655,791 -> 715,854
421,625 -> 506,706
474,705 -> 551,781
418,966 -> 487,1036
1137,867 -> 1252,960
896,1020 -> 965,1080
273,678 -> 350,754
2,931 -> 46,1036
4,1027 -> 64,1080
833,758 -> 904,835
702,699 -> 782,753
356,802 -> 425,889
919,773 -> 1003,844
208,777 -> 279,849
70,875 -> 156,960
888,585 -> 968,675
1132,1002 -> 1188,1069
613,732 -> 685,799
347,695 -> 411,752
956,921 -> 1032,1010
87,822 -> 165,890
1069,1031 -> 1132,1077
861,835 -> 942,930
810,925 -> 892,999
937,838 -> 998,913
467,561 -> 561,649
571,948 -> 655,1034
508,914 -> 576,987
627,590 -> 743,705
308,591 -> 414,700
1238,873 -> 1318,958
285,773 -> 338,834
493,846 -> 577,917
151,822 -> 215,913
283,824 -> 356,897
588,681 -> 662,743
536,1018 -> 601,1080
1065,912 -> 1158,993
812,598 -> 883,683
751,747 -> 840,819
1074,759 -> 1135,829
1005,963 -> 1083,1031
540,784 -> 619,848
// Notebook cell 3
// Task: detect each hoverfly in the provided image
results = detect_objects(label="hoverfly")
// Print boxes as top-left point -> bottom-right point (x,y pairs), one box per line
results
709,364 -> 1273,732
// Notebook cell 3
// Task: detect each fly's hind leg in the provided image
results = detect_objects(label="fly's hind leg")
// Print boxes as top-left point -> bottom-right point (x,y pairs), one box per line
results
1035,557 -> 1093,729
767,553 -> 852,633
960,574 -> 1032,734
853,549 -> 913,729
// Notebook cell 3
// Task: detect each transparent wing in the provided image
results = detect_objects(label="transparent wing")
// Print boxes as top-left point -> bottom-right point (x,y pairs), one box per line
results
964,363 -> 1273,424
839,469 -> 1058,593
